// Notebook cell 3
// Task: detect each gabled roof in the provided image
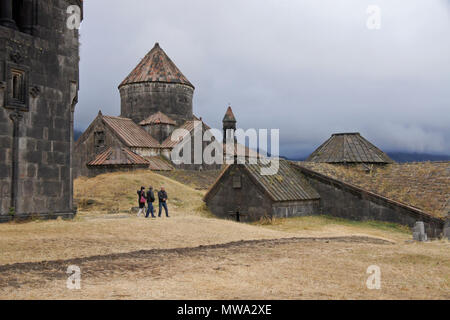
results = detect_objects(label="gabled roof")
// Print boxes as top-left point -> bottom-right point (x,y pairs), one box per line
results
119,43 -> 194,89
307,133 -> 394,164
223,106 -> 236,122
144,156 -> 175,171
161,119 -> 204,148
102,115 -> 160,148
87,147 -> 149,166
139,111 -> 176,126
204,159 -> 320,203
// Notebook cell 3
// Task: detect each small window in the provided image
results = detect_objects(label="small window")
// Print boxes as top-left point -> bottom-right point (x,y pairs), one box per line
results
94,131 -> 105,150
233,175 -> 242,189
5,65 -> 28,111
12,72 -> 24,102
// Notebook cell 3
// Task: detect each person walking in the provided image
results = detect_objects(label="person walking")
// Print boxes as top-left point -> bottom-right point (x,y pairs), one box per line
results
137,186 -> 146,217
158,186 -> 169,218
145,186 -> 156,218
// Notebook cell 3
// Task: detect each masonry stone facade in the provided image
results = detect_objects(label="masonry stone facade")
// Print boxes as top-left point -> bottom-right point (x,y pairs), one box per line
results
0,0 -> 82,221
296,165 -> 445,238
120,82 -> 194,126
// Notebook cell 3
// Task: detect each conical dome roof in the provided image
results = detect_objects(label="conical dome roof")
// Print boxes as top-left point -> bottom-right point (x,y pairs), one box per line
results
223,106 -> 236,122
119,43 -> 194,89
307,133 -> 394,164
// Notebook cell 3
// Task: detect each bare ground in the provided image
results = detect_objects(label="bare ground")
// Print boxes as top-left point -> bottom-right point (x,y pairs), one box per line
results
0,235 -> 448,300
0,171 -> 448,300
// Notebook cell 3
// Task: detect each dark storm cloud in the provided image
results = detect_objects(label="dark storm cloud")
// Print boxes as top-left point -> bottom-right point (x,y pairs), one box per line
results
75,0 -> 450,157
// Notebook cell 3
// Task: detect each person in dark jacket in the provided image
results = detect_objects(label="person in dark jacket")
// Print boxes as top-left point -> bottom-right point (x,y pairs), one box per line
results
137,187 -> 146,217
158,186 -> 169,218
145,186 -> 156,218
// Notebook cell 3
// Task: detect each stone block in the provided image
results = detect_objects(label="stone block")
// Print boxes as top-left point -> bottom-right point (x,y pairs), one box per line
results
444,216 -> 450,240
412,221 -> 427,242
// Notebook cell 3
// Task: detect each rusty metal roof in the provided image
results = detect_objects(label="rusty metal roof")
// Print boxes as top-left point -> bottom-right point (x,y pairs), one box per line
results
307,133 -> 394,164
144,156 -> 175,171
87,147 -> 149,166
119,43 -> 194,89
102,115 -> 161,148
139,111 -> 176,126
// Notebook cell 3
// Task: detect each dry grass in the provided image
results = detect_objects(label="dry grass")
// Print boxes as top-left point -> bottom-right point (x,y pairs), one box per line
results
254,215 -> 412,242
74,170 -> 206,214
158,169 -> 222,190
0,170 -> 449,300
299,162 -> 450,218
1,237 -> 448,300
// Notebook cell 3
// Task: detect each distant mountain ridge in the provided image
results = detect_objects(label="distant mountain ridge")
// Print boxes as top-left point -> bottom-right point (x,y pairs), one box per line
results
386,152 -> 450,163
284,152 -> 450,163
74,129 -> 449,163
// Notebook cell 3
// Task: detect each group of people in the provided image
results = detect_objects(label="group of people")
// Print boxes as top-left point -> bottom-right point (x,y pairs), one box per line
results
137,186 -> 169,218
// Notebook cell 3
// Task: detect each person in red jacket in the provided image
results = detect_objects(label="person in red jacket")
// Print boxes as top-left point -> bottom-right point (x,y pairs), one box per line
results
137,186 -> 146,217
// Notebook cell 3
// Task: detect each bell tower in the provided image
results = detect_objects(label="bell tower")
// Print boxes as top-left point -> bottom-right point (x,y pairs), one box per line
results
222,106 -> 236,144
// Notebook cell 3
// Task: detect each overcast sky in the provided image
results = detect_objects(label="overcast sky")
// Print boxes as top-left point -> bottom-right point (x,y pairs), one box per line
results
75,0 -> 450,158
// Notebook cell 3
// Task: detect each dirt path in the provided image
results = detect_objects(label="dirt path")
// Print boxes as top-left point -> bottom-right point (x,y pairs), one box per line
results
5,235 -> 448,300
0,236 -> 393,274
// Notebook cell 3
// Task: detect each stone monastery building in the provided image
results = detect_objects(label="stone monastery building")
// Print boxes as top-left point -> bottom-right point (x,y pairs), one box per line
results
74,43 -> 232,177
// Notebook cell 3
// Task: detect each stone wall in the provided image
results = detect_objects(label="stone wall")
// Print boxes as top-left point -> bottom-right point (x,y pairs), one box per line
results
272,200 -> 320,219
205,166 -> 273,222
142,123 -> 174,144
120,82 -> 194,125
297,166 -> 445,238
0,0 -> 81,221
169,122 -> 223,171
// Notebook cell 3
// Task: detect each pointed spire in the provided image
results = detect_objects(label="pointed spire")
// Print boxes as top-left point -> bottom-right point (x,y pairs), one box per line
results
98,110 -> 103,116
119,42 -> 194,89
223,105 -> 236,123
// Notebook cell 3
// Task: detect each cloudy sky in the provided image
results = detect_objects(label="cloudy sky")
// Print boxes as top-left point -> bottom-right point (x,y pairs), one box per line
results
75,0 -> 450,158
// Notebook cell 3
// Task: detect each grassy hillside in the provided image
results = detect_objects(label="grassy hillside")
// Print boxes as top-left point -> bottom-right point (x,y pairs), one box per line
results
74,170 -> 207,216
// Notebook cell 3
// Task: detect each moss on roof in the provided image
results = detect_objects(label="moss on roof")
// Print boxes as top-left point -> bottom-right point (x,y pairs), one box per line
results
299,161 -> 450,219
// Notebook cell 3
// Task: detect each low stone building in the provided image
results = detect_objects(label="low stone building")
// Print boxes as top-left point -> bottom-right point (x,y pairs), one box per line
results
204,132 -> 448,239
204,159 -> 320,222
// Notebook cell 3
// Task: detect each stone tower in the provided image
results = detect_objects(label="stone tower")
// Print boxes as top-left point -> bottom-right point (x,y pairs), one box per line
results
223,106 -> 236,143
119,43 -> 195,125
0,0 -> 82,221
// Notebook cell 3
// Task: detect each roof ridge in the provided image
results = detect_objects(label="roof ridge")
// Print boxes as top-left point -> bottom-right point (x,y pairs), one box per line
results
119,43 -> 194,89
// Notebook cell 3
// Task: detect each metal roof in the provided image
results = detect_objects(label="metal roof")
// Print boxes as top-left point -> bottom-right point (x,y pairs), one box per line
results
119,43 -> 194,89
87,147 -> 149,166
102,115 -> 161,148
306,133 -> 394,164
